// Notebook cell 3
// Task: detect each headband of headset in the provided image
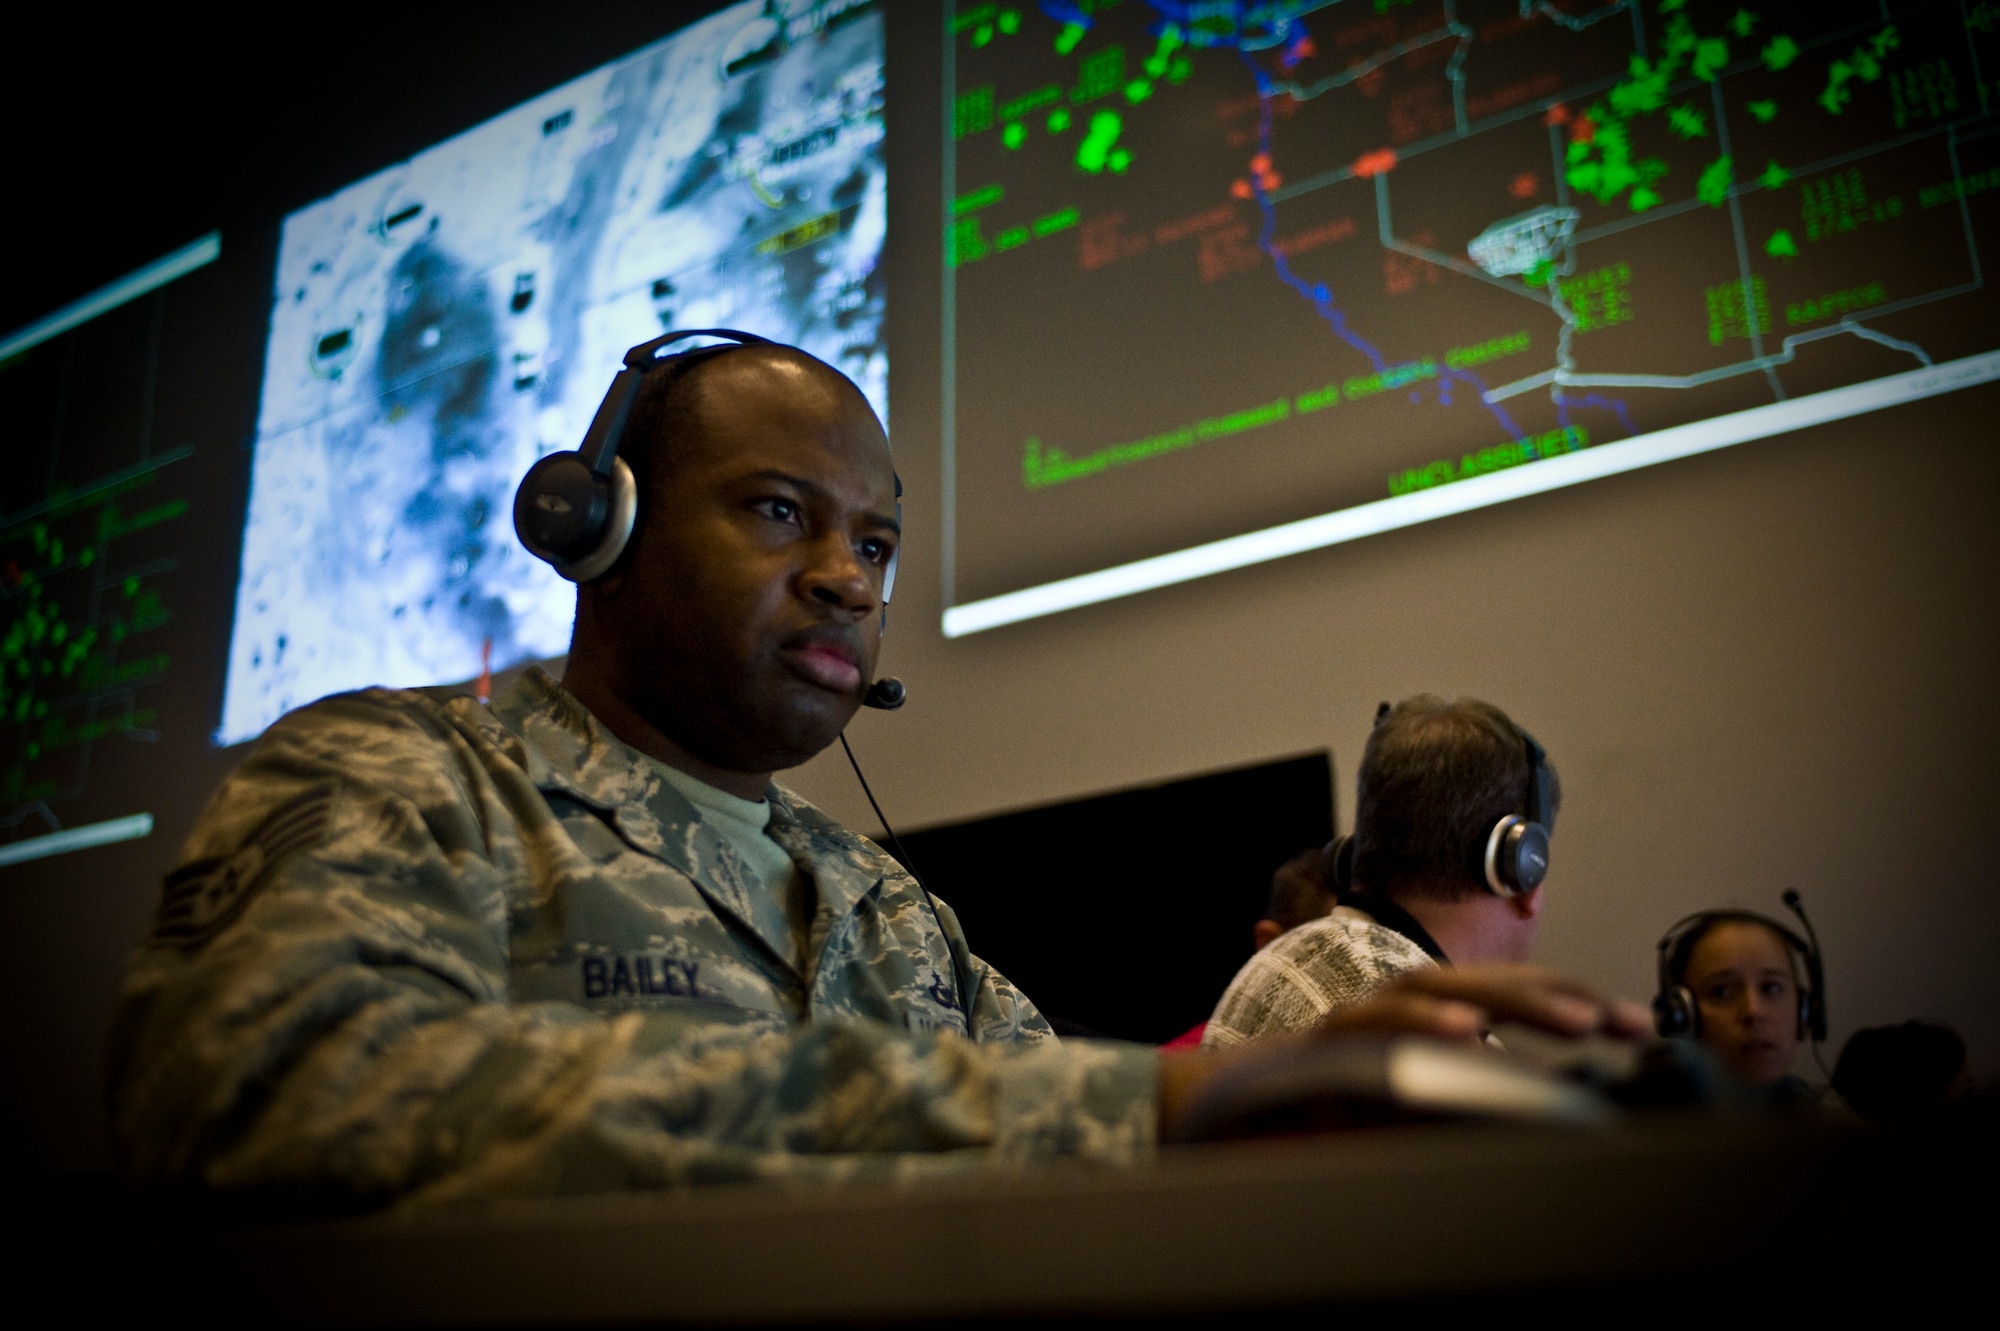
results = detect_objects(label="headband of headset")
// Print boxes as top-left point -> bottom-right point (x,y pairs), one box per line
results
584,327 -> 776,470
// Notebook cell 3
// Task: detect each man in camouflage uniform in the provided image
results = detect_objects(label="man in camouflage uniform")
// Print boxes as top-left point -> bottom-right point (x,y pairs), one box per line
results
110,346 -> 1639,1213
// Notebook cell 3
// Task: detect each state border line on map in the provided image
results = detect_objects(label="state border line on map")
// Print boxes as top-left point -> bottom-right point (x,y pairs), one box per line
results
1374,172 -> 1554,303
1485,285 -> 1975,400
940,347 -> 2000,638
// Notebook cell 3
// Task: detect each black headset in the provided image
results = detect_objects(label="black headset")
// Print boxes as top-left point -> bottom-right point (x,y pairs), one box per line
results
512,327 -> 905,708
514,328 -> 764,583
1651,891 -> 1827,1043
1325,702 -> 1554,902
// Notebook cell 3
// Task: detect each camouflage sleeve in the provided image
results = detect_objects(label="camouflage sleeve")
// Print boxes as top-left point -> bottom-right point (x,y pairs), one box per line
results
918,890 -> 1057,1045
108,693 -> 1157,1213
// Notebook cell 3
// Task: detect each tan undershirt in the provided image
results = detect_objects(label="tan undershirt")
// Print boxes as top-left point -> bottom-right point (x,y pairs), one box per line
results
647,760 -> 812,973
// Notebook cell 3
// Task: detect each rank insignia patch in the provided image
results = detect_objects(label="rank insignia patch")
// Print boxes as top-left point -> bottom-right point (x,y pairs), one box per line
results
152,784 -> 339,948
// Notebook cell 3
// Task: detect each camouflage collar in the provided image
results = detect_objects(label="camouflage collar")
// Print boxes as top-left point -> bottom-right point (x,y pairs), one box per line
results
489,667 -> 886,974
490,667 -> 651,815
763,783 -> 885,935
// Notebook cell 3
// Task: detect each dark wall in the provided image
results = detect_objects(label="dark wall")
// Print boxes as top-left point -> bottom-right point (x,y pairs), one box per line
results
886,753 -> 1335,1043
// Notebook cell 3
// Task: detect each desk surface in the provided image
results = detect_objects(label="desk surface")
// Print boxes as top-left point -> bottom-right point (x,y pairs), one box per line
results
103,1110 -> 1963,1326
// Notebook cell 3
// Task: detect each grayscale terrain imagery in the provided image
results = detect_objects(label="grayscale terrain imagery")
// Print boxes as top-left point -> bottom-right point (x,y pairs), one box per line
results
221,0 -> 885,744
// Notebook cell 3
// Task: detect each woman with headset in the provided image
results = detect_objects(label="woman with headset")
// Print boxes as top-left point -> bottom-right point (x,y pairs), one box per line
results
1654,895 -> 1836,1106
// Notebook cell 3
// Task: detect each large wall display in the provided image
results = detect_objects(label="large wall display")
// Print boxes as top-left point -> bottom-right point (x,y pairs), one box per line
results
940,0 -> 1998,634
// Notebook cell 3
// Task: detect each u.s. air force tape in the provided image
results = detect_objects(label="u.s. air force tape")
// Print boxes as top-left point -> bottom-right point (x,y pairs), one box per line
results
152,783 -> 339,948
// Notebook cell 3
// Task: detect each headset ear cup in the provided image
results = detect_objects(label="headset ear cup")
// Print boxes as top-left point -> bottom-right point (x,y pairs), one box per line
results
1485,817 -> 1522,896
552,456 -> 639,584
1652,985 -> 1699,1039
1512,822 -> 1549,893
514,451 -> 606,565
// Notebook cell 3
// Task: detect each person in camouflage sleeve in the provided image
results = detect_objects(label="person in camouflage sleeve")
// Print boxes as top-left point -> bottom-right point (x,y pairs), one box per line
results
109,341 -> 1645,1213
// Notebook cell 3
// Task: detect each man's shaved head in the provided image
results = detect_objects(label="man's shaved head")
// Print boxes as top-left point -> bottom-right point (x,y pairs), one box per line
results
618,343 -> 881,513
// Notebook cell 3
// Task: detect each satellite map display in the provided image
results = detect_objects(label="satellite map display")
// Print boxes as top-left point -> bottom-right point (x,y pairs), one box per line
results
221,0 -> 886,743
942,0 -> 2000,631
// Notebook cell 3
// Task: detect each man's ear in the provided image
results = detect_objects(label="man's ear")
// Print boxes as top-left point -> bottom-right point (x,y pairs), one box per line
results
1511,885 -> 1545,920
1252,919 -> 1284,952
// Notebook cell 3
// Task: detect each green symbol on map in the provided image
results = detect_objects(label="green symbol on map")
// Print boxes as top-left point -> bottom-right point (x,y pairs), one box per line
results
1567,6 -> 1755,212
1076,110 -> 1124,174
1820,27 -> 1899,115
1668,105 -> 1708,138
1747,99 -> 1778,122
1697,157 -> 1735,207
1139,24 -> 1187,89
1074,46 -> 1125,102
1766,229 -> 1798,259
1692,38 -> 1730,81
1566,121 -> 1667,212
1762,35 -> 1800,72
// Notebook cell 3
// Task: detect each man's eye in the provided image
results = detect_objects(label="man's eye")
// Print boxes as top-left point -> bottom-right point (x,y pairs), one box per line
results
755,498 -> 802,525
858,537 -> 893,565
